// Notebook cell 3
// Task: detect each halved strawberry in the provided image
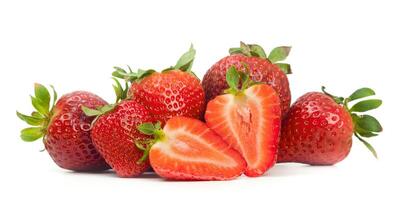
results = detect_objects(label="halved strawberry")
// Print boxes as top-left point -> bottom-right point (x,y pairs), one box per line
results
205,66 -> 281,177
136,117 -> 246,181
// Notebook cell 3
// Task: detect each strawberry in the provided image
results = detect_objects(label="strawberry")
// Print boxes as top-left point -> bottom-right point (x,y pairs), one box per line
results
82,82 -> 155,177
135,117 -> 246,180
202,42 -> 291,114
112,45 -> 205,125
205,67 -> 281,177
17,84 -> 109,171
278,87 -> 383,165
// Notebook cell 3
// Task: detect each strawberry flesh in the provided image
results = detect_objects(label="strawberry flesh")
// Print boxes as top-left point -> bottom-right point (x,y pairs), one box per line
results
205,84 -> 281,176
150,117 -> 246,181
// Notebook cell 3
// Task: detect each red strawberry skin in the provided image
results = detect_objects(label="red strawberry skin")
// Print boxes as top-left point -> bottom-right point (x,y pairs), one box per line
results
277,92 -> 354,165
150,117 -> 246,181
202,54 -> 290,114
45,91 -> 109,171
129,70 -> 205,124
91,100 -> 154,177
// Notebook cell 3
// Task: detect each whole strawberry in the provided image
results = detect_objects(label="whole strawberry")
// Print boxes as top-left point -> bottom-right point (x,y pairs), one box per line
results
17,84 -> 109,171
278,87 -> 383,165
83,99 -> 155,177
81,78 -> 157,177
112,45 -> 205,125
202,42 -> 291,114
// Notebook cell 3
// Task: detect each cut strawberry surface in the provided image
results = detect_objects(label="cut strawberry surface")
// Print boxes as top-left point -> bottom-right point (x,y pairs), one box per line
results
205,67 -> 281,177
137,117 -> 246,181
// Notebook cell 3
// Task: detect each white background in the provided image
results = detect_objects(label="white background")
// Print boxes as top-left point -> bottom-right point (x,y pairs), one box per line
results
0,0 -> 401,199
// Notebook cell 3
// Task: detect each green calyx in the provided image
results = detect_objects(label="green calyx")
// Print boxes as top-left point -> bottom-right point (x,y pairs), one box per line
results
135,121 -> 165,164
164,44 -> 196,73
17,83 -> 58,142
229,41 -> 292,74
112,44 -> 197,85
81,104 -> 117,127
112,77 -> 130,103
224,65 -> 257,96
82,74 -> 130,123
321,86 -> 383,158
112,66 -> 156,84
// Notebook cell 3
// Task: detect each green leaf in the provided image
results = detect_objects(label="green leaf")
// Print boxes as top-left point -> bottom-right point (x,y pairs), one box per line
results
81,106 -> 102,117
136,146 -> 151,164
275,63 -> 292,74
31,96 -> 49,115
355,133 -> 378,158
268,46 -> 291,63
112,77 -> 124,102
112,66 -> 139,82
356,115 -> 382,132
154,121 -> 162,130
239,71 -> 249,84
349,88 -> 375,101
134,140 -> 147,151
113,66 -> 128,74
99,104 -> 115,114
49,85 -> 57,109
249,44 -> 267,58
137,122 -> 157,135
354,118 -> 378,137
174,44 -> 196,72
350,99 -> 382,112
31,111 -> 43,118
321,86 -> 344,104
238,70 -> 254,90
112,85 -> 121,101
34,83 -> 50,110
357,130 -> 378,138
16,111 -> 44,126
136,69 -> 156,80
226,66 -> 240,91
229,47 -> 242,55
112,70 -> 126,79
20,127 -> 44,142
240,42 -> 251,57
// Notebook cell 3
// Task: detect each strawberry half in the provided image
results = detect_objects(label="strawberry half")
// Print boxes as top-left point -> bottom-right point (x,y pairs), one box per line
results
136,117 -> 246,181
205,67 -> 281,177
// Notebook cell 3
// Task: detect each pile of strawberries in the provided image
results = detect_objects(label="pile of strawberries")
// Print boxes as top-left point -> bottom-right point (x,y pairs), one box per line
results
17,42 -> 383,180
